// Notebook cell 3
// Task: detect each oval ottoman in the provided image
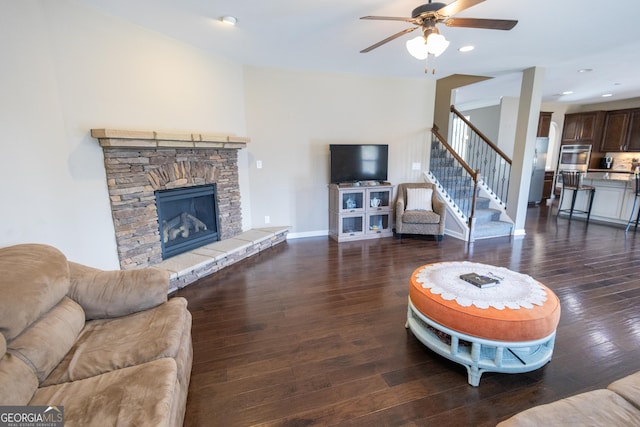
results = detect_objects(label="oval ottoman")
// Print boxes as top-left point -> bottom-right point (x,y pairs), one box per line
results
405,262 -> 561,386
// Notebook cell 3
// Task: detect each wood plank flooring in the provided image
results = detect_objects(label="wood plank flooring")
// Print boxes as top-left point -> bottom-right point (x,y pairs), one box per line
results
176,204 -> 640,426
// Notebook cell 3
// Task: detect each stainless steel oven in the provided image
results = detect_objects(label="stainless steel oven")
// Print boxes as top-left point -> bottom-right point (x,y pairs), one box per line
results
556,144 -> 592,191
558,144 -> 591,171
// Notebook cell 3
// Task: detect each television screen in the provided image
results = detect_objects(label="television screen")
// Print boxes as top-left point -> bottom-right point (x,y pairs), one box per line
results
330,144 -> 388,184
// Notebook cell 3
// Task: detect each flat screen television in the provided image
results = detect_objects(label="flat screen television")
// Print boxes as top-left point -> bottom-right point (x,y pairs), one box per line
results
330,144 -> 388,184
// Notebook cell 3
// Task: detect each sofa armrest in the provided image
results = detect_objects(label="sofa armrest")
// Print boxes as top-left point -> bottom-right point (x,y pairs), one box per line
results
68,262 -> 169,320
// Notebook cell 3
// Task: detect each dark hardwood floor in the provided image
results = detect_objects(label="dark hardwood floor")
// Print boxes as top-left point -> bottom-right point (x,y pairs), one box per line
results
176,204 -> 640,426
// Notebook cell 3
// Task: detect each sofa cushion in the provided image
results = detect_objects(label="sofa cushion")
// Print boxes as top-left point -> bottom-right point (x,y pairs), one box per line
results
0,244 -> 70,341
68,261 -> 169,320
608,371 -> 640,409
402,210 -> 441,224
496,389 -> 640,426
31,358 -> 178,427
0,353 -> 39,405
8,297 -> 85,383
42,297 -> 189,386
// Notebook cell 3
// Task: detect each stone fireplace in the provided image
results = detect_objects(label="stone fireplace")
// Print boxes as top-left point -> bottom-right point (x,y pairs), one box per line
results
92,129 -> 249,270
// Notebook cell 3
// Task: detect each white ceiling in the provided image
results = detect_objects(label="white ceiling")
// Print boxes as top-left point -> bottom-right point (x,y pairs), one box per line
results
76,0 -> 640,107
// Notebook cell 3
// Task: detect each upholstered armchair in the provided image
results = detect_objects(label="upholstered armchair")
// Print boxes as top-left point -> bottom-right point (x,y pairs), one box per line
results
395,182 -> 446,241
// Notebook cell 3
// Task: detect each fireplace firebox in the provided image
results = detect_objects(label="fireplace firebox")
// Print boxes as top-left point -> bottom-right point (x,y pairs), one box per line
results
156,184 -> 220,259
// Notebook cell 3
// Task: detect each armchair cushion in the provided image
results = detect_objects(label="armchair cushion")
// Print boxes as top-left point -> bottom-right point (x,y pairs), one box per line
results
406,188 -> 433,211
402,210 -> 442,224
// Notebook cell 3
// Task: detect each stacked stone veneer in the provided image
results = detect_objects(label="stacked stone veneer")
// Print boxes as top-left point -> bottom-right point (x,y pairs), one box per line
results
92,129 -> 249,269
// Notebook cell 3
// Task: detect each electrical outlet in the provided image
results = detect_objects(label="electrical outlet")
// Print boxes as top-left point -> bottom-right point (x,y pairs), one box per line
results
256,160 -> 263,169
264,216 -> 270,224
412,162 -> 421,171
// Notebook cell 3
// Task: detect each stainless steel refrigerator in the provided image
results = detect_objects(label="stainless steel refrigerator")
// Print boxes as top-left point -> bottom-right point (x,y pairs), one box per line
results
528,137 -> 549,203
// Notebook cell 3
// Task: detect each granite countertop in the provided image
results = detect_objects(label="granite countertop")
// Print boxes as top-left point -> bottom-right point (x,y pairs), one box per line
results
584,172 -> 637,182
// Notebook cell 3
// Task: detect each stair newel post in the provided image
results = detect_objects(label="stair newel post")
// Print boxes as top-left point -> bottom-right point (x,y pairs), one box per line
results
468,169 -> 480,239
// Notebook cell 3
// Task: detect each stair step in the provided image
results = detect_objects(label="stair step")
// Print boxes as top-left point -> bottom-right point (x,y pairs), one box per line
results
475,197 -> 491,209
472,221 -> 513,239
430,153 -> 454,166
431,166 -> 464,176
474,208 -> 502,224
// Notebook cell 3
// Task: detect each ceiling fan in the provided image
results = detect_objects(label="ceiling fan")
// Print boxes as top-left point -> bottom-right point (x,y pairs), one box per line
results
360,0 -> 517,58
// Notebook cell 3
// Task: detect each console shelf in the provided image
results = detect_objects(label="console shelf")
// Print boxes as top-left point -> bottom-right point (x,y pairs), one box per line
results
328,183 -> 393,242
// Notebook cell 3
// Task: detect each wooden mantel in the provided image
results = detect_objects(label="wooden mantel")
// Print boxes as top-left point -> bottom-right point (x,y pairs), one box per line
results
91,128 -> 250,149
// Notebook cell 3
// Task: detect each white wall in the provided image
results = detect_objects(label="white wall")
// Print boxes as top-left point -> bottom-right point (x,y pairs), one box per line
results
462,104 -> 500,143
0,1 -> 248,269
243,67 -> 435,236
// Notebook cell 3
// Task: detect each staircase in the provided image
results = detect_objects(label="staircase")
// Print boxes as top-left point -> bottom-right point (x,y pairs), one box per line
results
428,127 -> 513,241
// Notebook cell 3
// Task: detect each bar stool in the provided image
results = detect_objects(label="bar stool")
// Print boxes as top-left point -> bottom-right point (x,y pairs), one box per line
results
625,173 -> 640,233
557,171 -> 595,223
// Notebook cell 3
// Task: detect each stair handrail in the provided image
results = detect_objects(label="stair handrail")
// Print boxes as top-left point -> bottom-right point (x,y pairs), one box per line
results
450,105 -> 512,166
449,105 -> 512,207
431,125 -> 479,228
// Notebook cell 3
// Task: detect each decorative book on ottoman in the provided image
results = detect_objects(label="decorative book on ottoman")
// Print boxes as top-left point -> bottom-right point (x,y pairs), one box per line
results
459,273 -> 499,288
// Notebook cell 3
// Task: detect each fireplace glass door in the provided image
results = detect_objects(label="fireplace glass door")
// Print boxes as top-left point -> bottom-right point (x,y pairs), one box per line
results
156,184 -> 220,259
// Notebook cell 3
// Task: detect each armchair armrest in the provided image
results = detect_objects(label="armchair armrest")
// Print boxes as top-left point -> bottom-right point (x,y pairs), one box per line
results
67,262 -> 170,320
432,196 -> 445,216
395,197 -> 406,217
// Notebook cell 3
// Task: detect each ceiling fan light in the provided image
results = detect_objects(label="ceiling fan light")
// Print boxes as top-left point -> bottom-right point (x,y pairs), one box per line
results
220,15 -> 237,26
406,36 -> 429,60
426,33 -> 450,57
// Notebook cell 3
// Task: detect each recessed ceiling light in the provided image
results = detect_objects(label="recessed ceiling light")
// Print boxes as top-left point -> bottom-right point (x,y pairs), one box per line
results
578,68 -> 593,73
602,93 -> 613,97
220,16 -> 237,25
458,45 -> 475,52
562,91 -> 573,95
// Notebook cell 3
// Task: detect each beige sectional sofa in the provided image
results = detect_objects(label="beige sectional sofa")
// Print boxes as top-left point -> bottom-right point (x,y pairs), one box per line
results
0,244 -> 192,426
497,371 -> 640,426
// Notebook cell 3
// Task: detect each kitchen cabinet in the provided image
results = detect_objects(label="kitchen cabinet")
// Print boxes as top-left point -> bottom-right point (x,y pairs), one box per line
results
600,110 -> 629,152
600,108 -> 640,152
328,183 -> 393,242
561,111 -> 605,145
599,108 -> 640,152
626,109 -> 640,151
537,112 -> 552,138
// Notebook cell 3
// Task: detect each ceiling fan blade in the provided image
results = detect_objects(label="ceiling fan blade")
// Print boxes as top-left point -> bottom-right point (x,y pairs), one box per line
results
436,0 -> 485,18
445,17 -> 518,30
360,15 -> 416,23
360,26 -> 418,53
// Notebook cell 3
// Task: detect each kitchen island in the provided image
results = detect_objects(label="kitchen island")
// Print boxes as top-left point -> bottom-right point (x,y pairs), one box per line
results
558,171 -> 639,227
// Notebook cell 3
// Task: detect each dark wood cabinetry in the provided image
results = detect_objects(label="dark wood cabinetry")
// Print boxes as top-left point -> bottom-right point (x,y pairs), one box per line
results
561,111 -> 605,145
628,110 -> 640,151
601,108 -> 640,152
537,112 -> 552,138
601,110 -> 631,151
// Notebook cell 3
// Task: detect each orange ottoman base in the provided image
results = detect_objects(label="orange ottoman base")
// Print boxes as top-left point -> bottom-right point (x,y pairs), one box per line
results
406,262 -> 561,386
